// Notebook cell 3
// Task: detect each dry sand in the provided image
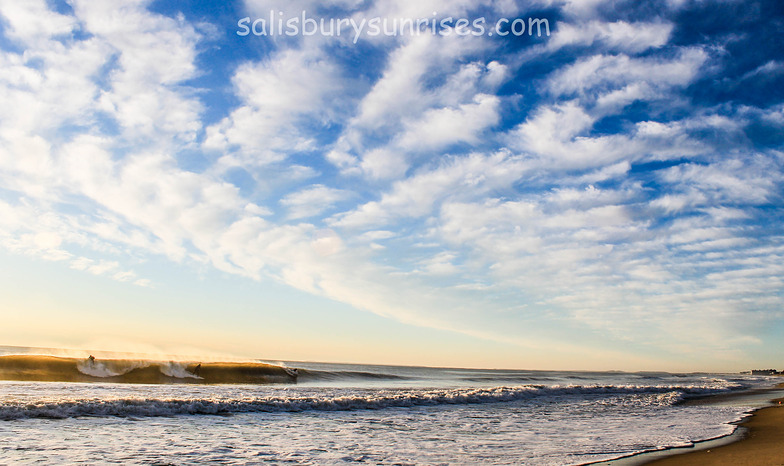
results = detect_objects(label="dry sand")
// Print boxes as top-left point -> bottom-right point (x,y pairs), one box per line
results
645,397 -> 784,465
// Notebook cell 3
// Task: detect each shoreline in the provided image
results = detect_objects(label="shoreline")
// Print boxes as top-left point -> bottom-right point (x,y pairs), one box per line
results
644,396 -> 784,465
590,382 -> 784,466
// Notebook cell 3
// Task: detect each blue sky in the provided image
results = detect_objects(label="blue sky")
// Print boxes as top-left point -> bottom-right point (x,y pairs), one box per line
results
0,0 -> 782,371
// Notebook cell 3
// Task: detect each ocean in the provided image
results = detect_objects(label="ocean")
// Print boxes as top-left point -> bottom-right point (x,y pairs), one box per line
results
0,356 -> 778,465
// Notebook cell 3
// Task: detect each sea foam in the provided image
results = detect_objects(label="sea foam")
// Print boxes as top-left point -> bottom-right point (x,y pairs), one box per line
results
0,383 -> 740,420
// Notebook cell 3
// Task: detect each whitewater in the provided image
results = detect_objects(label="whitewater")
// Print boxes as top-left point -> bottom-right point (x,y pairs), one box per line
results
0,360 -> 778,465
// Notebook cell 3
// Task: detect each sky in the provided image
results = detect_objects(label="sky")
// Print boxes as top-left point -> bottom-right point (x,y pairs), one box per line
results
0,0 -> 782,372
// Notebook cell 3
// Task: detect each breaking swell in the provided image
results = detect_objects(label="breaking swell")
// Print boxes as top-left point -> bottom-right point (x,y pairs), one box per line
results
0,384 -> 739,420
0,355 -> 295,385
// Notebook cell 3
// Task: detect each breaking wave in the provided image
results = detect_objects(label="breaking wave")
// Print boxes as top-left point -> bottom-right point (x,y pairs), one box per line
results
0,355 -> 294,384
158,362 -> 202,379
0,384 -> 741,420
76,360 -> 147,378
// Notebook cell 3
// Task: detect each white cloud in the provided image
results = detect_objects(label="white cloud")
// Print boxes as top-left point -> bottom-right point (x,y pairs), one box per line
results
331,34 -> 501,179
507,101 -> 638,169
359,147 -> 410,180
416,251 -> 460,276
363,0 -> 486,20
0,17 -> 110,134
70,0 -> 204,143
659,159 -> 780,205
243,0 -> 365,18
281,185 -> 351,219
422,143 -> 784,350
352,34 -> 461,131
0,198 -> 151,285
548,20 -> 673,53
332,151 -> 530,228
358,230 -> 396,241
506,100 -> 726,171
0,0 -> 75,45
546,48 -> 708,98
738,60 -> 784,81
204,48 -> 343,165
397,94 -> 500,151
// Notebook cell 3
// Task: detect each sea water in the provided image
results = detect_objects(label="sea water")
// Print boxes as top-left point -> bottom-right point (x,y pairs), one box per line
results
0,362 -> 776,465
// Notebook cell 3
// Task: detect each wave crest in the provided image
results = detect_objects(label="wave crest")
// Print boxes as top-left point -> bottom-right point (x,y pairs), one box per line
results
76,360 -> 148,378
0,384 -> 737,420
0,355 -> 294,384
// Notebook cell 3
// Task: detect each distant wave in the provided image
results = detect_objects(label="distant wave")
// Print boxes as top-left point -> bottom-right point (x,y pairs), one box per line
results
457,376 -> 557,383
0,384 -> 741,420
0,355 -> 294,385
297,369 -> 409,381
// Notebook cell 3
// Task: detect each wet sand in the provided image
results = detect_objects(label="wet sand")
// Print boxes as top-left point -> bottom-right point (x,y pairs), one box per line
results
645,396 -> 784,465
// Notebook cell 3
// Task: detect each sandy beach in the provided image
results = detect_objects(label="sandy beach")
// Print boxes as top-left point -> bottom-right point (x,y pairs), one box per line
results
645,397 -> 784,465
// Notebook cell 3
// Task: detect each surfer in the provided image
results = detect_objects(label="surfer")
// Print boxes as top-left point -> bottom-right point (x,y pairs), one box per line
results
194,363 -> 201,377
88,355 -> 95,365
